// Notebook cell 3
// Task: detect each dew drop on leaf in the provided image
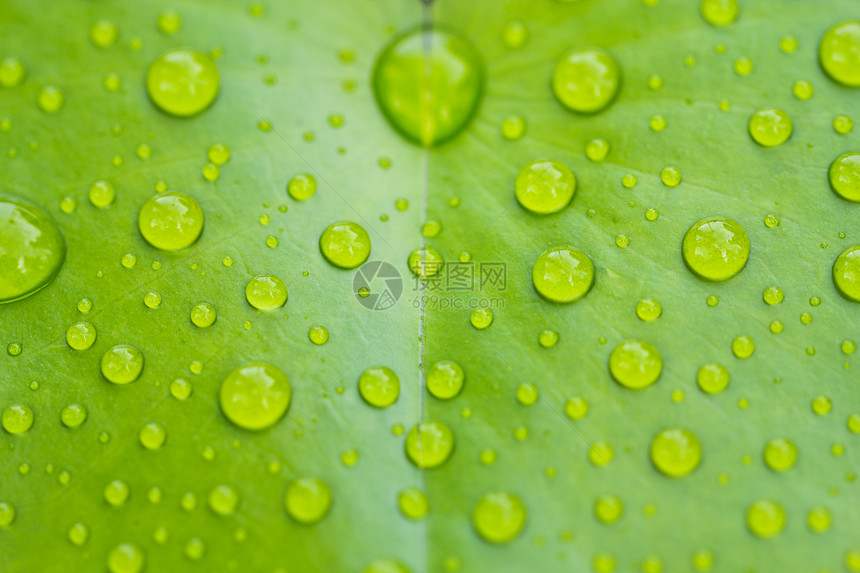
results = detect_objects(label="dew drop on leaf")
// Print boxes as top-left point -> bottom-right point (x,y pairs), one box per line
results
0,196 -> 66,303
245,274 -> 288,310
405,421 -> 455,469
609,340 -> 663,389
552,48 -> 620,113
828,152 -> 860,202
287,173 -> 317,201
373,28 -> 483,146
2,404 -> 34,434
358,366 -> 400,408
285,477 -> 332,524
100,345 -> 144,384
748,108 -> 793,147
471,492 -> 527,544
763,438 -> 797,472
319,221 -> 371,269
832,245 -> 860,302
819,21 -> 860,87
650,428 -> 702,478
398,488 -> 429,520
746,499 -> 785,538
682,216 -> 750,281
219,362 -> 291,431
146,49 -> 220,117
532,246 -> 594,303
138,192 -> 205,251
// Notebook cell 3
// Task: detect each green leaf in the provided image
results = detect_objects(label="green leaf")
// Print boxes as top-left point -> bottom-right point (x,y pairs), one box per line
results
2,0 -> 859,572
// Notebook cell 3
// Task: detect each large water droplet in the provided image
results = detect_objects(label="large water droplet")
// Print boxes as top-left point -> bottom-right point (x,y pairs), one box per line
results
0,196 -> 66,303
682,216 -> 750,281
748,109 -> 792,147
358,366 -> 400,408
285,477 -> 332,524
746,499 -> 785,538
319,221 -> 371,269
107,542 -> 145,573
138,192 -> 204,251
763,438 -> 797,472
208,484 -> 239,516
828,151 -> 860,202
219,362 -> 291,430
245,274 -> 288,310
700,0 -> 739,26
532,245 -> 594,303
405,420 -> 454,468
472,492 -> 527,544
819,21 -> 860,87
514,159 -> 576,214
833,245 -> 860,302
66,321 -> 97,350
426,360 -> 465,400
146,49 -> 220,117
609,340 -> 662,389
101,345 -> 144,384
2,404 -> 34,434
650,428 -> 702,477
372,27 -> 483,146
552,48 -> 620,113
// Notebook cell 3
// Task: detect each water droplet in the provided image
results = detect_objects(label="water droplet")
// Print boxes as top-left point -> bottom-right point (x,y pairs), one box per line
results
733,56 -> 754,76
68,522 -> 89,545
101,345 -> 144,384
90,20 -> 118,48
36,86 -> 64,113
470,308 -> 493,330
697,363 -> 729,394
0,57 -> 26,88
828,152 -> 860,202
358,366 -> 400,408
190,302 -> 216,327
834,114 -> 854,134
308,325 -> 329,345
139,422 -> 166,450
764,214 -> 779,228
107,543 -> 145,573
147,49 -> 219,116
501,21 -> 528,49
319,221 -> 371,269
748,108 -> 792,147
564,397 -> 588,420
532,246 -> 594,303
0,196 -> 66,303
121,253 -> 137,269
588,441 -> 614,466
7,342 -> 21,356
647,75 -> 662,90
184,538 -> 205,560
202,163 -> 220,181
812,394 -> 832,416
65,321 -> 96,351
843,340 -> 856,355
156,9 -> 182,34
586,138 -> 610,161
746,500 -> 785,538
143,291 -> 161,309
472,492 -> 526,544
762,286 -> 784,305
61,404 -> 87,428
514,159 -> 576,215
779,35 -> 798,54
219,362 -> 291,430
594,494 -> 623,524
649,115 -> 666,131
593,553 -> 616,573
285,477 -> 332,524
138,192 -> 205,251
538,329 -> 559,348
245,274 -> 288,310
373,28 -> 483,146
363,561 -> 411,573
203,145 -> 230,168
2,404 -> 33,433
792,79 -> 814,100
820,21 -> 860,86
208,484 -> 239,516
833,245 -> 860,302
59,196 -> 76,213
516,383 -> 539,406
650,428 -> 702,477
398,488 -> 429,519
700,0 -> 738,25
807,506 -> 831,533
426,360 -> 465,400
501,115 -> 526,140
405,421 -> 454,468
635,298 -> 662,321
731,335 -> 755,359
0,502 -> 14,526
104,479 -> 130,506
408,247 -> 443,278
287,173 -> 317,201
609,340 -> 662,389
660,166 -> 681,187
180,491 -> 197,511
553,48 -> 620,113
763,438 -> 797,471
622,174 -> 637,188
682,216 -> 750,281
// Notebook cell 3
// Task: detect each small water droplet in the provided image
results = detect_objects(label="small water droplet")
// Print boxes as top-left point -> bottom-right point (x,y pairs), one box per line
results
138,192 -> 205,251
147,49 -> 219,116
748,108 -> 792,147
219,362 -> 291,430
532,246 -> 594,303
285,477 -> 332,524
650,428 -> 702,477
405,420 -> 454,468
319,221 -> 371,269
609,340 -> 662,389
746,500 -> 785,538
828,152 -> 860,202
833,245 -> 860,302
472,492 -> 526,544
245,274 -> 288,310
553,49 -> 620,113
100,345 -> 144,384
682,216 -> 750,281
